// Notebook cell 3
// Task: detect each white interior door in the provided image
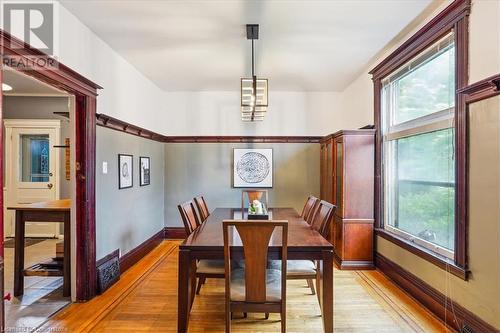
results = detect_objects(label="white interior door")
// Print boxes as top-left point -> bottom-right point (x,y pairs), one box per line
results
4,119 -> 60,238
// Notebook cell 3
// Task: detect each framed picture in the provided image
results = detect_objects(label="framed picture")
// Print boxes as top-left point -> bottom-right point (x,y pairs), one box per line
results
118,154 -> 133,189
233,148 -> 273,188
140,156 -> 151,186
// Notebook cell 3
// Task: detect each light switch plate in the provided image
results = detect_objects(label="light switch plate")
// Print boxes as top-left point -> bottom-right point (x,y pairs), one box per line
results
102,162 -> 108,174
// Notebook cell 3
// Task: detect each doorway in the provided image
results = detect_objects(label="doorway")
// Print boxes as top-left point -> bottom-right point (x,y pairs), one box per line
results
2,69 -> 73,329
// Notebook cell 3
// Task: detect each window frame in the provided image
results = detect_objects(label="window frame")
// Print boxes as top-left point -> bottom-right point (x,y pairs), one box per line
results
370,0 -> 470,280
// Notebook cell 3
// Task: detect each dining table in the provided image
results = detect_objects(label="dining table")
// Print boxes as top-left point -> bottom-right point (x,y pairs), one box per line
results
177,207 -> 334,333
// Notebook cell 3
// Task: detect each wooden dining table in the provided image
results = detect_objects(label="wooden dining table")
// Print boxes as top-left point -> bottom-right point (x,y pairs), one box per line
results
7,199 -> 71,297
177,207 -> 334,332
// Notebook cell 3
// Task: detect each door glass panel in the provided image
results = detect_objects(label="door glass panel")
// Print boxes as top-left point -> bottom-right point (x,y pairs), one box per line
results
20,134 -> 50,182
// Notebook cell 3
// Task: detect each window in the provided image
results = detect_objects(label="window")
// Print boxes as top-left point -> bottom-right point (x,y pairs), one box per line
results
20,134 -> 50,182
381,33 -> 456,259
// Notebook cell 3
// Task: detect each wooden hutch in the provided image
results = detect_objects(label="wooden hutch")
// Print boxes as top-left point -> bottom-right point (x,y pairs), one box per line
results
320,129 -> 375,269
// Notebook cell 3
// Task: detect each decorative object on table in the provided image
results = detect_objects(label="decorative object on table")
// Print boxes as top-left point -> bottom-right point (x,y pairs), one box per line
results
241,24 -> 268,122
118,154 -> 133,189
139,156 -> 150,186
241,190 -> 269,220
248,199 -> 269,220
233,148 -> 273,188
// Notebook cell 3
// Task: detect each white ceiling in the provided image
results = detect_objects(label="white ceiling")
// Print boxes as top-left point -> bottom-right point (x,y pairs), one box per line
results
60,0 -> 432,92
3,69 -> 69,96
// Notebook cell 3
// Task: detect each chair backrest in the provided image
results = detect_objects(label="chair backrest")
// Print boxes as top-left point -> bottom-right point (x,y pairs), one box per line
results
193,196 -> 210,222
309,200 -> 336,238
178,200 -> 200,236
223,220 -> 288,303
301,196 -> 319,224
241,190 -> 269,212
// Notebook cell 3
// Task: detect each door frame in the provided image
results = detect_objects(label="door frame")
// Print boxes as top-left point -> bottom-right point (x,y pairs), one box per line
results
4,119 -> 62,238
0,30 -> 101,303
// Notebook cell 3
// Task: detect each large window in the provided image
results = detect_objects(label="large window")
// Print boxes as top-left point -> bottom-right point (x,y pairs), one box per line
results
381,33 -> 456,259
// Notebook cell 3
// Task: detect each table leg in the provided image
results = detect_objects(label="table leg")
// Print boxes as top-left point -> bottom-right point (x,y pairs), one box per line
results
178,248 -> 195,333
63,212 -> 71,297
14,211 -> 25,297
321,250 -> 334,333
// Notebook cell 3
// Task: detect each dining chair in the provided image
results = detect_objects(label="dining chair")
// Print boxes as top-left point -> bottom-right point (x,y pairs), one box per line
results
178,200 -> 225,294
241,189 -> 269,213
223,219 -> 288,333
301,195 -> 320,225
194,195 -> 210,222
287,200 -> 336,295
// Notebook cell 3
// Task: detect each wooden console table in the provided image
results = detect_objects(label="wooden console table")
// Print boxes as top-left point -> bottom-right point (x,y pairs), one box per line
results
7,199 -> 71,297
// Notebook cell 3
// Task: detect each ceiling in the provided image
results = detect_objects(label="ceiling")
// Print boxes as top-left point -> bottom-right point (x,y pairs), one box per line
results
2,69 -> 69,96
60,0 -> 432,92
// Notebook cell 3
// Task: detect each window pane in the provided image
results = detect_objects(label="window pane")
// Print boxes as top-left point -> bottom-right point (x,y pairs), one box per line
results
20,134 -> 50,182
393,44 -> 455,125
386,129 -> 455,250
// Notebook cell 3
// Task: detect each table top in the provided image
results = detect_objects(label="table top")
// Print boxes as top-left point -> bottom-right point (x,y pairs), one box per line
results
7,199 -> 71,212
181,208 -> 333,251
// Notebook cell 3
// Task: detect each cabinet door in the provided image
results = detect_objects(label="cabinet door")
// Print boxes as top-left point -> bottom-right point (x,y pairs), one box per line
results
333,137 -> 344,217
326,140 -> 333,203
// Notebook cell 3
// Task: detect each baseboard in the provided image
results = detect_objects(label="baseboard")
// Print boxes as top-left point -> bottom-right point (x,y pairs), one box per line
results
119,228 -> 165,273
165,227 -> 187,239
375,253 -> 498,333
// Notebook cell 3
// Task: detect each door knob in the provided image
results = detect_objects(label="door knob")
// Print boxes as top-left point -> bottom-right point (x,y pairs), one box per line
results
47,183 -> 53,189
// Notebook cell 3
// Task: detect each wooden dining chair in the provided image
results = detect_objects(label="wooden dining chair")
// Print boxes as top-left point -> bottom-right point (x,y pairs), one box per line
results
178,200 -> 225,294
241,189 -> 269,213
301,195 -> 319,225
177,200 -> 201,235
194,196 -> 210,222
223,219 -> 288,333
287,200 -> 336,295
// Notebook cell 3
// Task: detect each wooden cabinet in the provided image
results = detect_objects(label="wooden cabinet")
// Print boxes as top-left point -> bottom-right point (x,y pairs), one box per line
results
320,130 -> 375,270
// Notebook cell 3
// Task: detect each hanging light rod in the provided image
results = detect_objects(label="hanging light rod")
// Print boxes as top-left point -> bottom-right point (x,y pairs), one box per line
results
241,24 -> 268,122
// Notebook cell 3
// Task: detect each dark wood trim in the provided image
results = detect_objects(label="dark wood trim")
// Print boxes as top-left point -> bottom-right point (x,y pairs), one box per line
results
97,113 -> 322,143
96,113 -> 166,142
165,227 -> 187,239
165,135 -> 322,143
369,0 -> 471,79
375,229 -> 468,280
119,228 -> 165,274
1,30 -> 100,301
375,253 -> 497,333
371,0 -> 470,275
458,73 -> 500,103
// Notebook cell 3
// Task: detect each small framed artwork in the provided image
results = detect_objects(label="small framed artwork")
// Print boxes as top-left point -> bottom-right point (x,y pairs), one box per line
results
118,154 -> 133,189
233,148 -> 273,188
140,156 -> 151,186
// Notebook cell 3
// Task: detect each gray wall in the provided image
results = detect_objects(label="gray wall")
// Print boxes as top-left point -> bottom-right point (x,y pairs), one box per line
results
96,126 -> 165,260
164,143 -> 320,227
3,96 -> 71,198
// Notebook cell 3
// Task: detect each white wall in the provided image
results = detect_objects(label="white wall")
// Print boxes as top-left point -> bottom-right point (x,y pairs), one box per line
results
160,91 -> 342,136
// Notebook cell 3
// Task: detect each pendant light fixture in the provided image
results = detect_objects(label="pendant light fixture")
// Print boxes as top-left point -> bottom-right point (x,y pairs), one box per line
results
241,24 -> 268,122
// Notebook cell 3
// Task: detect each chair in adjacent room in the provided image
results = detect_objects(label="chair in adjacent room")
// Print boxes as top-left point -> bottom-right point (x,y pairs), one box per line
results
178,200 -> 225,294
223,219 -> 288,333
301,195 -> 320,225
287,200 -> 336,295
194,195 -> 210,222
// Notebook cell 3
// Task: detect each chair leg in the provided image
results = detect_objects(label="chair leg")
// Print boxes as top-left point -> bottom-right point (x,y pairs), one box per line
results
265,312 -> 269,319
196,276 -> 206,295
226,310 -> 231,333
307,278 -> 316,295
280,309 -> 286,333
243,313 -> 247,318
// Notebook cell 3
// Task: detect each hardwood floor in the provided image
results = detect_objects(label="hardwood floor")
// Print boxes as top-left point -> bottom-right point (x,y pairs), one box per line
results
38,241 -> 451,332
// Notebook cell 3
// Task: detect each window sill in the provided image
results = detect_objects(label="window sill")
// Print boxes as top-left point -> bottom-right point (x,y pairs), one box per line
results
375,228 -> 469,280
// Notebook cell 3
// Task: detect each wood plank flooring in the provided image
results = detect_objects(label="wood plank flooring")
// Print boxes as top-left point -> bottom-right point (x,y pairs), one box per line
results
38,241 -> 451,332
